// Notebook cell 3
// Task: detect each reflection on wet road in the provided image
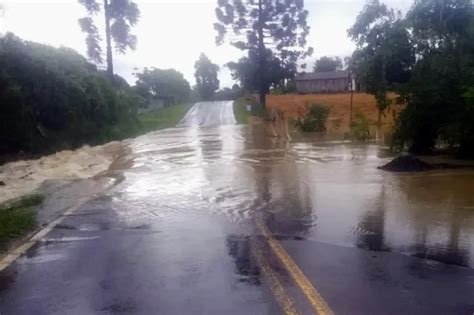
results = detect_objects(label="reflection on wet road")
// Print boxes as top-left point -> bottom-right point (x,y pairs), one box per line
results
1,101 -> 474,314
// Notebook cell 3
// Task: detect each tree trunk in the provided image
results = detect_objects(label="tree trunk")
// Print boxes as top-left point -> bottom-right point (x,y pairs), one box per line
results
257,0 -> 266,110
104,0 -> 114,79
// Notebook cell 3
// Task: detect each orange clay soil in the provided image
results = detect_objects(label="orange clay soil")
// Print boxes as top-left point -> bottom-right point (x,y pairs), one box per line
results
266,93 -> 400,133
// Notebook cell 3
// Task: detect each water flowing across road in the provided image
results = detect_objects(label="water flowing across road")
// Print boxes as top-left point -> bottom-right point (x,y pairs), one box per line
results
1,101 -> 474,314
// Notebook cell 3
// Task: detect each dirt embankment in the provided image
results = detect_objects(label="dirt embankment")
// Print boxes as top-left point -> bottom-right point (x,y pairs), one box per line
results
0,142 -> 123,204
266,93 -> 400,133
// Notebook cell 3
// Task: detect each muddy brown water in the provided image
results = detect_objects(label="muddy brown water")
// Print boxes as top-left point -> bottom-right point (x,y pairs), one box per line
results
106,103 -> 474,269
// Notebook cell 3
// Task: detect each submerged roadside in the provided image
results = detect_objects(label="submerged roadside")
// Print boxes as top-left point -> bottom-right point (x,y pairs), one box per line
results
0,103 -> 193,255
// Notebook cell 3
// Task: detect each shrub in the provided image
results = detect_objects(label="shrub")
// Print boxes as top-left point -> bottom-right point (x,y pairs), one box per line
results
295,103 -> 330,132
0,33 -> 139,155
350,112 -> 371,141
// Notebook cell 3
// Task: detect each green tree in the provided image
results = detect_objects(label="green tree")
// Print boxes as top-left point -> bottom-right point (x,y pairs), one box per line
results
227,48 -> 296,95
78,0 -> 140,78
135,68 -> 191,106
214,0 -> 312,109
348,0 -> 414,129
313,56 -> 343,72
0,33 -> 138,155
194,53 -> 220,101
392,0 -> 474,155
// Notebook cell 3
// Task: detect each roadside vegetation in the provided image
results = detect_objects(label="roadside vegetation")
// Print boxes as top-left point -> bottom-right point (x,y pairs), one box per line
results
137,104 -> 192,133
233,97 -> 264,124
267,93 -> 394,133
348,0 -> 474,157
0,194 -> 44,249
350,112 -> 371,141
0,34 -> 140,158
0,34 -> 194,163
295,104 -> 330,132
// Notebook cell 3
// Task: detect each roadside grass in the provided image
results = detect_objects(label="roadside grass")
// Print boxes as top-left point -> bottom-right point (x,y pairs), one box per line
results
0,194 -> 44,249
233,97 -> 264,124
137,103 -> 192,134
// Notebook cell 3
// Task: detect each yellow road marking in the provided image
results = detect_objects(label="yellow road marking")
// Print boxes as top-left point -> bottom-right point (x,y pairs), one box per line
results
256,222 -> 335,315
250,238 -> 301,315
0,197 -> 90,272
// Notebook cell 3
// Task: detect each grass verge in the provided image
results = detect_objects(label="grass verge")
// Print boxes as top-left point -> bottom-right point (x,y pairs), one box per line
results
233,97 -> 264,124
0,194 -> 44,249
137,103 -> 192,134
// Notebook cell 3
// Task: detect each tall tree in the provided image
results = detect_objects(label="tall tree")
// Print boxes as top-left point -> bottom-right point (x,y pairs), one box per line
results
214,0 -> 312,109
78,0 -> 139,78
194,53 -> 220,100
227,49 -> 293,93
313,56 -> 343,72
393,0 -> 474,154
348,0 -> 414,129
135,68 -> 191,106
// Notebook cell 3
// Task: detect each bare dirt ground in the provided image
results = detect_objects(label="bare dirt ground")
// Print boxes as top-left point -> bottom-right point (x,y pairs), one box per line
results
267,93 -> 399,133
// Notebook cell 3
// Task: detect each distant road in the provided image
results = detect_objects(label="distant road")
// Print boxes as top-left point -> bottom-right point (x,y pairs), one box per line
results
178,101 -> 236,127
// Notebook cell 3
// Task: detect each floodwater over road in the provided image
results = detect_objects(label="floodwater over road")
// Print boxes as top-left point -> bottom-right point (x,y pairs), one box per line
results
128,101 -> 474,269
1,101 -> 474,314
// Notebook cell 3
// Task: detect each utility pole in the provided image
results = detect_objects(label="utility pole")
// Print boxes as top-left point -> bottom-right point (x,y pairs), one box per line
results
349,71 -> 354,127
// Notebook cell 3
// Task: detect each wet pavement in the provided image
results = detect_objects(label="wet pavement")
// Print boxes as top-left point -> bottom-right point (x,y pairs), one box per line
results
1,101 -> 474,314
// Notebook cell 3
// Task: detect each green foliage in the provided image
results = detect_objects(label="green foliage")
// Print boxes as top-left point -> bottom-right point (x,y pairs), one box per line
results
407,0 -> 472,54
135,68 -> 191,106
295,104 -> 330,132
137,103 -> 192,133
215,0 -> 313,106
349,0 -> 414,113
233,97 -> 261,124
233,98 -> 251,124
0,194 -> 44,248
214,84 -> 244,101
350,0 -> 474,156
78,0 -> 140,75
389,0 -> 474,156
0,34 -> 139,155
226,50 -> 297,95
313,56 -> 343,72
194,53 -> 220,100
350,112 -> 371,141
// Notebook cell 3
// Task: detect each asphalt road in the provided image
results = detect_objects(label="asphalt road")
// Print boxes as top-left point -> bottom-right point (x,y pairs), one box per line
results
1,101 -> 473,314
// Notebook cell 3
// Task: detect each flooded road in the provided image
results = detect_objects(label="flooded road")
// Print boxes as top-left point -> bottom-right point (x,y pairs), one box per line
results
1,101 -> 474,314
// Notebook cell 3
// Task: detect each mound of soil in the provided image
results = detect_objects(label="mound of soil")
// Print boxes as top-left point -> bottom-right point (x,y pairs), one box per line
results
378,155 -> 435,172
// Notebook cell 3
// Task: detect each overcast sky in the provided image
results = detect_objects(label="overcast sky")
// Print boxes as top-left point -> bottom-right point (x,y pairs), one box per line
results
0,0 -> 412,87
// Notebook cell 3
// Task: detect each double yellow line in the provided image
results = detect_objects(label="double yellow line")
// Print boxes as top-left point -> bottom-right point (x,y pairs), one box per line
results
250,237 -> 301,315
254,221 -> 334,315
